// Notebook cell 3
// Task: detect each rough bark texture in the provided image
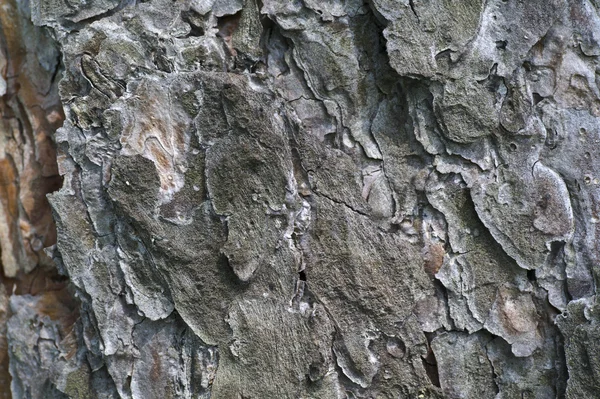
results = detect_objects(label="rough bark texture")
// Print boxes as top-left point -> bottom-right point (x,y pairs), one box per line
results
2,0 -> 600,398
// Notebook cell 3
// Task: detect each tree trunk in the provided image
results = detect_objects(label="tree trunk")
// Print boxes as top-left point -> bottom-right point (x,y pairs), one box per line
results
1,0 -> 599,397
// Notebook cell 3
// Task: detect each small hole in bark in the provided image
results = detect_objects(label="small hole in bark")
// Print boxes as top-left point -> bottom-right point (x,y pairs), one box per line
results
532,92 -> 544,105
495,40 -> 507,50
550,241 -> 564,259
527,269 -> 536,282
188,24 -> 205,37
323,132 -> 337,147
509,143 -> 517,151
387,223 -> 401,233
307,363 -> 322,381
299,269 -> 307,281
217,12 -> 242,43
181,11 -> 205,37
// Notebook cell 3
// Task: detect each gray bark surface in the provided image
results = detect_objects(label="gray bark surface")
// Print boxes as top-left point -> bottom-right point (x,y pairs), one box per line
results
2,0 -> 600,398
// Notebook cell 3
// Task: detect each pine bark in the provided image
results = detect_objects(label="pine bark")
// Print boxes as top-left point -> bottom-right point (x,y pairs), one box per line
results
2,0 -> 600,398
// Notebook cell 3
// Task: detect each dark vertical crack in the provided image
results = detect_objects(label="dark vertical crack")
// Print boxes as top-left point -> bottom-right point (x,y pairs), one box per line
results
484,342 -> 501,395
408,0 -> 419,20
422,332 -> 441,388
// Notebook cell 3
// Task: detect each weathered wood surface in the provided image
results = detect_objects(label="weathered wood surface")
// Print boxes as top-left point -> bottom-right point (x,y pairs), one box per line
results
2,0 -> 600,397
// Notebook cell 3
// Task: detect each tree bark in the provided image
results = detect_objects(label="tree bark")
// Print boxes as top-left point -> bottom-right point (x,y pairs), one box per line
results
2,0 -> 600,398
